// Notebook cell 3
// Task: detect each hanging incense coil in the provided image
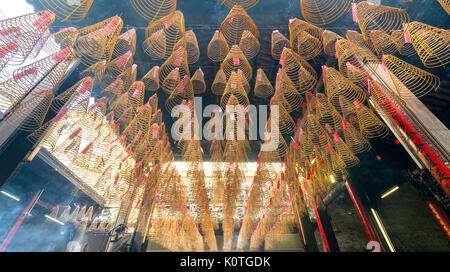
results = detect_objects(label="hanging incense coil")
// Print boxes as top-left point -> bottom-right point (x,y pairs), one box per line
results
404,21 -> 450,68
220,71 -> 250,108
334,39 -> 378,80
207,31 -> 230,62
143,11 -> 185,60
332,133 -> 359,168
221,45 -> 252,82
219,5 -> 259,47
288,18 -> 323,60
211,69 -> 227,95
353,1 -> 410,40
0,10 -> 55,69
51,77 -> 94,113
161,67 -> 180,94
166,76 -> 194,113
382,54 -> 441,98
301,0 -> 352,26
80,60 -> 106,81
142,66 -> 160,92
271,30 -> 290,60
353,100 -> 389,138
315,93 -> 343,132
368,30 -> 398,56
340,119 -> 371,154
273,69 -> 304,113
437,0 -> 450,14
322,30 -> 342,57
72,16 -> 123,66
41,27 -> 78,55
129,0 -> 177,22
239,30 -> 260,60
222,0 -> 260,10
323,66 -> 366,113
269,99 -> 295,135
191,68 -> 206,94
97,50 -> 134,89
38,0 -> 93,22
185,30 -> 200,64
344,62 -> 370,90
101,78 -> 125,106
254,68 -> 273,98
113,28 -> 137,58
237,69 -> 251,94
159,46 -> 190,92
279,48 -> 317,93
345,30 -> 375,52
390,30 -> 416,57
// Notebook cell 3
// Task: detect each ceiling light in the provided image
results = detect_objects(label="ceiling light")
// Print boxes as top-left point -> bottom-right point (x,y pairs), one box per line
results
1,190 -> 20,201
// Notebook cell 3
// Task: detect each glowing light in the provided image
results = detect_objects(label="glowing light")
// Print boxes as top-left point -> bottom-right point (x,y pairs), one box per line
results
329,175 -> 336,184
45,215 -> 65,225
381,186 -> 399,199
371,208 -> 395,252
0,191 -> 20,201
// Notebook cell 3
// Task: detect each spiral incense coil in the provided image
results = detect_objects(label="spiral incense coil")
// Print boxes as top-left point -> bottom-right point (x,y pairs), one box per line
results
340,119 -> 371,154
333,133 -> 359,168
382,54 -> 441,98
0,10 -> 55,69
322,30 -> 342,57
114,64 -> 137,93
221,45 -> 252,82
301,0 -> 352,26
113,28 -> 136,58
80,60 -> 106,81
239,30 -> 260,60
254,68 -> 273,98
219,5 -> 259,47
345,30 -> 375,52
404,21 -> 450,68
271,30 -> 290,60
279,48 -> 317,93
166,75 -> 194,113
27,108 -> 69,147
159,46 -> 190,91
369,79 -> 398,115
237,69 -> 250,94
306,113 -> 331,150
323,66 -> 366,113
344,62 -> 370,89
161,67 -> 180,94
4,89 -> 54,132
184,30 -> 200,64
288,18 -> 323,59
269,98 -> 295,135
98,50 -> 134,89
315,93 -> 343,132
220,71 -> 250,108
207,31 -> 229,63
51,77 -> 93,113
142,66 -> 160,92
191,68 -> 206,94
354,101 -> 389,138
211,69 -> 227,95
437,0 -> 450,14
263,117 -> 288,161
353,1 -> 410,40
143,11 -> 185,60
72,16 -> 123,66
38,0 -> 93,22
335,39 -> 378,80
41,27 -> 78,55
368,30 -> 398,56
273,68 -> 304,113
390,29 -> 416,57
129,0 -> 176,21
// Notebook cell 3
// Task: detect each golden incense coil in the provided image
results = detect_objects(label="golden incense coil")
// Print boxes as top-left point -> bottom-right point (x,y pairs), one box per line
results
279,48 -> 317,93
315,93 -> 343,132
211,69 -> 227,95
437,0 -> 450,14
129,0 -> 177,21
353,1 -> 409,40
237,69 -> 250,94
222,0 -> 260,10
323,66 -> 366,113
165,75 -> 194,113
72,16 -> 123,66
332,133 -> 359,168
97,50 -> 133,89
185,30 -> 200,64
404,21 -> 450,68
51,77 -> 93,113
254,68 -> 274,98
0,10 -> 56,69
142,66 -> 160,92
38,0 -> 93,22
368,30 -> 398,56
159,46 -> 190,92
207,30 -> 230,62
80,60 -> 106,81
113,28 -> 137,58
221,45 -> 252,82
335,39 -> 378,80
41,27 -> 78,55
220,71 -> 250,108
273,68 -> 304,113
322,30 -> 342,57
382,54 -> 440,98
340,119 -> 371,154
239,30 -> 260,60
288,18 -> 323,60
354,100 -> 389,138
191,68 -> 206,94
301,0 -> 352,26
269,98 -> 295,135
271,30 -> 290,60
161,67 -> 180,94
345,30 -> 374,52
390,29 -> 416,57
143,10 -> 185,60
219,5 -> 259,46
